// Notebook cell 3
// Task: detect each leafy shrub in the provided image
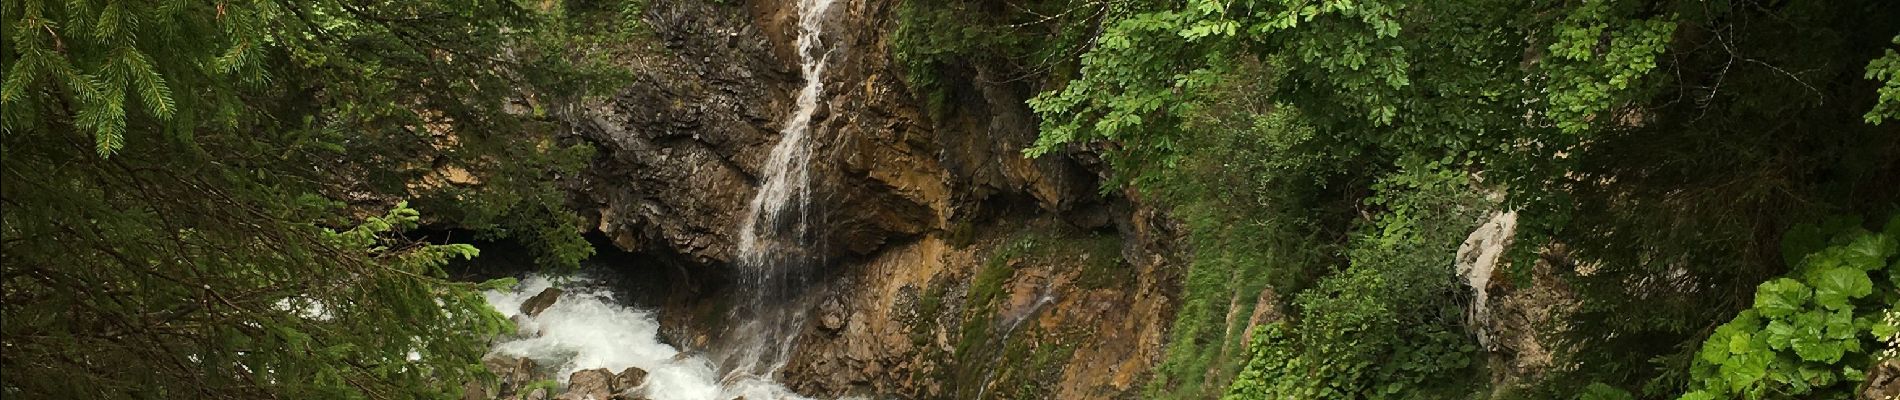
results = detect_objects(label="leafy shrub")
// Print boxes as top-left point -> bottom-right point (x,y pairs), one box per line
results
1220,166 -> 1486,399
1579,383 -> 1637,400
1678,217 -> 1900,399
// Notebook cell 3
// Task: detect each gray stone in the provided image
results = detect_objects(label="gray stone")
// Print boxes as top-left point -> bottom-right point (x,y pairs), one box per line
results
510,314 -> 536,336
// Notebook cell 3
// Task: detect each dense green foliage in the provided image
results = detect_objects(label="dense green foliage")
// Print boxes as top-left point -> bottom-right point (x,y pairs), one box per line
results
1679,217 -> 1899,399
896,0 -> 1900,398
1,0 -> 633,397
891,0 -> 1095,116
1219,168 -> 1486,399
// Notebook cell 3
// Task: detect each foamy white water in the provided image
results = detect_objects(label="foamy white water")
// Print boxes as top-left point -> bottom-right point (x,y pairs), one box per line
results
485,275 -> 812,400
737,0 -> 838,253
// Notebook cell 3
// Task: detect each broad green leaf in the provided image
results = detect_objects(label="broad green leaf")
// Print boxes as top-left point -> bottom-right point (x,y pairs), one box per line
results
1789,338 -> 1847,364
1678,391 -> 1718,400
1718,350 -> 1771,392
1822,309 -> 1858,340
1753,278 -> 1810,317
1761,320 -> 1795,349
1698,329 -> 1734,365
1726,328 -> 1764,356
1874,311 -> 1899,339
1797,363 -> 1839,389
1809,267 -> 1873,310
1840,233 -> 1896,270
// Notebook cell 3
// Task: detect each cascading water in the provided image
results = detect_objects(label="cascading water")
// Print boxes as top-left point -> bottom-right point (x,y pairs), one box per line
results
483,1 -> 844,399
725,0 -> 840,382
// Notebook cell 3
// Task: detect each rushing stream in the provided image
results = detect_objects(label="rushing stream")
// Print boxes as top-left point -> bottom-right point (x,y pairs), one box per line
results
485,273 -> 814,400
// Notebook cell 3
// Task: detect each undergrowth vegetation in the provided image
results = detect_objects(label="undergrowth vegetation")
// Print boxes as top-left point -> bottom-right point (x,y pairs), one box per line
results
1679,217 -> 1899,400
894,0 -> 1900,398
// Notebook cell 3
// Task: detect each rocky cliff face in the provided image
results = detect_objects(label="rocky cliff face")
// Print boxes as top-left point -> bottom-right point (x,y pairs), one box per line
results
771,202 -> 1180,399
564,0 -> 1159,398
567,0 -> 786,265
569,0 -> 1109,268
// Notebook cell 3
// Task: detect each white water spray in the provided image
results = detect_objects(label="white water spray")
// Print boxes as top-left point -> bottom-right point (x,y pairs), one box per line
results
485,274 -> 812,400
739,0 -> 838,254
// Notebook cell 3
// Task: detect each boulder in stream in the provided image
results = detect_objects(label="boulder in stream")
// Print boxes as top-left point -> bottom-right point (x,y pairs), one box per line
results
520,287 -> 563,317
560,368 -> 614,400
612,367 -> 648,395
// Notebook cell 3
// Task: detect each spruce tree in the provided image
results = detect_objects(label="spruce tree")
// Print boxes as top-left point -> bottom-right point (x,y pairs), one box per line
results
1,0 -> 627,397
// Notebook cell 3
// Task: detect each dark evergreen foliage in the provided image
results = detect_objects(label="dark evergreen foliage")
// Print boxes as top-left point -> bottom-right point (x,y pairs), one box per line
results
1,0 -> 634,397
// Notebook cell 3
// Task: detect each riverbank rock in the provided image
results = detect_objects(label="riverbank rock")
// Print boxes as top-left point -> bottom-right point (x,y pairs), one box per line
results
560,368 -> 614,400
612,367 -> 649,397
521,288 -> 563,317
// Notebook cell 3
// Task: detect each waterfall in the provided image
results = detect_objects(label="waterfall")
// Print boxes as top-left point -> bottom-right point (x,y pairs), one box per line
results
726,0 -> 840,383
482,1 -> 846,398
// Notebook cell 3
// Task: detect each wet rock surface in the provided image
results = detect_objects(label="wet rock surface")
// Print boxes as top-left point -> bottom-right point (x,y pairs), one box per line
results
559,0 -> 1158,398
1457,210 -> 1580,394
521,287 -> 564,317
480,356 -> 544,400
611,367 -> 650,399
559,368 -> 615,400
569,0 -> 788,266
474,355 -> 652,400
569,0 -> 1109,270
